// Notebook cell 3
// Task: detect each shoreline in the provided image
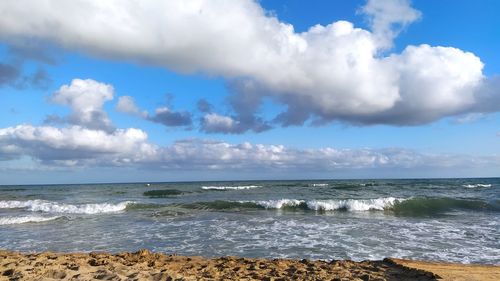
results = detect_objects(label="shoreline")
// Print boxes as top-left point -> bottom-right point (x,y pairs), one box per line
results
1,250 -> 498,280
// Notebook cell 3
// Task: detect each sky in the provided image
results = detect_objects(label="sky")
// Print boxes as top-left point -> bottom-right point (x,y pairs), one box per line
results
0,0 -> 499,184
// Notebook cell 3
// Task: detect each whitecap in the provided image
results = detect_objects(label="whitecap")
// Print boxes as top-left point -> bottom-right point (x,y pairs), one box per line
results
306,198 -> 402,211
0,200 -> 131,214
462,184 -> 492,188
247,197 -> 404,211
201,185 -> 261,190
254,199 -> 304,209
0,215 -> 61,225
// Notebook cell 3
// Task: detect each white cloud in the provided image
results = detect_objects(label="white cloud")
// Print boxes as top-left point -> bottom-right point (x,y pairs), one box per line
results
360,0 -> 421,48
50,79 -> 114,131
0,124 -> 498,172
0,0 -> 497,129
116,96 -> 145,117
455,113 -> 485,124
201,113 -> 239,133
0,124 -> 157,165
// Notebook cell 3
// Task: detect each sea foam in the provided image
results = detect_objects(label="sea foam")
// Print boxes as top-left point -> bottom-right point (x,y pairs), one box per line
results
0,215 -> 61,225
462,184 -> 492,188
201,185 -> 262,190
248,197 -> 402,211
0,200 -> 131,214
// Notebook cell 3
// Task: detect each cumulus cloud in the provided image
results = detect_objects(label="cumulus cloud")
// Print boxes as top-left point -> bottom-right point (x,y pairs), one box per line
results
0,0 -> 498,129
116,95 -> 192,127
0,125 -> 498,172
116,96 -> 147,117
0,125 -> 157,166
48,79 -> 114,131
201,113 -> 240,134
360,0 -> 421,48
147,107 -> 192,127
200,112 -> 270,134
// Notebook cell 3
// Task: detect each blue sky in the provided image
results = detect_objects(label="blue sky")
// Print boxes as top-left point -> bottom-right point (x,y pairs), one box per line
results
0,0 -> 498,184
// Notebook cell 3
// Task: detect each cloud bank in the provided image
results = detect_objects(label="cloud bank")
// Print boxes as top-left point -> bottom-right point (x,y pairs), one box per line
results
1,124 -> 497,172
0,0 -> 497,132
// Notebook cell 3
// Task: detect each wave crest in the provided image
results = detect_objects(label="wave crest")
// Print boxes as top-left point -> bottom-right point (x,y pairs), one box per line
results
201,185 -> 262,190
462,184 -> 492,188
251,198 -> 401,211
0,200 -> 131,214
0,215 -> 62,225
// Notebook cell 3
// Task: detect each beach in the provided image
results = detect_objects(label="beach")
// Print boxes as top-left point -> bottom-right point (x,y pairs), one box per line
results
1,179 -> 499,280
4,249 -> 499,281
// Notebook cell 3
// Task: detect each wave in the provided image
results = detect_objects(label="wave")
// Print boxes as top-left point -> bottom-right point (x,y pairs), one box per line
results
392,198 -> 499,216
201,185 -> 262,190
251,198 -> 401,211
143,189 -> 184,197
176,200 -> 261,210
462,184 -> 492,188
330,183 -> 365,189
174,197 -> 500,216
125,203 -> 166,211
0,200 -> 131,214
310,183 -> 329,187
176,198 -> 402,212
0,215 -> 62,225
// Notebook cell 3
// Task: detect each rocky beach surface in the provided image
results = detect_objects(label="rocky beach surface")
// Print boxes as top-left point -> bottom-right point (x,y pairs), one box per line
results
1,249 -> 498,281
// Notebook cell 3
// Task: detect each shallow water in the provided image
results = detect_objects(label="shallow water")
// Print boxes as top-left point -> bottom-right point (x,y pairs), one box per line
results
0,178 -> 498,264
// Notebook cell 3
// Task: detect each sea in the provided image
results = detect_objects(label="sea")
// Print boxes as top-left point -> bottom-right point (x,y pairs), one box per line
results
0,178 -> 498,264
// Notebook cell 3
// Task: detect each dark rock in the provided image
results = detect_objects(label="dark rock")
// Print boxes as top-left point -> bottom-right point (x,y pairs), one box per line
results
2,269 -> 14,276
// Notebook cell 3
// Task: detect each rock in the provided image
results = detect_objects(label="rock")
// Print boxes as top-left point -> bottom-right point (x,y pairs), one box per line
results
67,263 -> 79,270
2,269 -> 14,276
89,258 -> 108,266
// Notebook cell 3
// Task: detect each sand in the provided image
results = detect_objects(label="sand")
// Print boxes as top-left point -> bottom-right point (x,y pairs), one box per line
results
0,249 -> 498,280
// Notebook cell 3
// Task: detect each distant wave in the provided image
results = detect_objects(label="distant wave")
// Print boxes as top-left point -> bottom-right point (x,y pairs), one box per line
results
143,189 -> 184,197
0,200 -> 131,214
462,184 -> 492,188
201,185 -> 262,190
0,215 -> 62,225
309,183 -> 329,187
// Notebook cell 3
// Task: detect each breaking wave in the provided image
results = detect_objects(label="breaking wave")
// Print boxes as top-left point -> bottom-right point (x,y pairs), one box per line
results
0,200 -> 131,214
462,184 -> 492,188
175,197 -> 500,216
201,185 -> 262,190
251,198 -> 401,211
0,215 -> 62,225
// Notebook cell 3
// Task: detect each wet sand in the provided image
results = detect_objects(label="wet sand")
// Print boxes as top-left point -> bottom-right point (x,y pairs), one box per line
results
0,249 -> 498,280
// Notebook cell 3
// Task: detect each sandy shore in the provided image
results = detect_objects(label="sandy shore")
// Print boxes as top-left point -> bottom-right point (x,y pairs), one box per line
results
0,250 -> 498,281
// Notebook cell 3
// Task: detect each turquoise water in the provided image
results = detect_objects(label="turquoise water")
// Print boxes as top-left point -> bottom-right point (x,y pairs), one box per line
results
0,178 -> 498,264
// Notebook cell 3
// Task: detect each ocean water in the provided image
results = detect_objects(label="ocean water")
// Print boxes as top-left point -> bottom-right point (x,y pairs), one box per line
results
0,178 -> 498,264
